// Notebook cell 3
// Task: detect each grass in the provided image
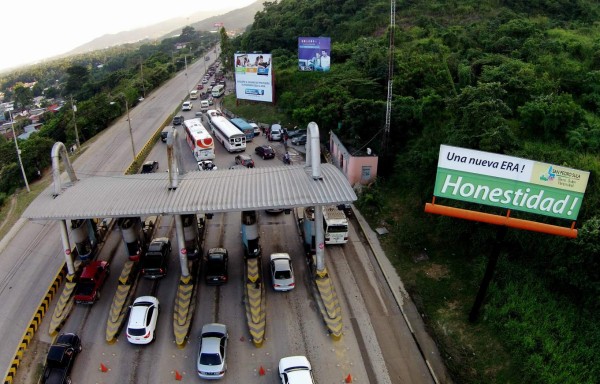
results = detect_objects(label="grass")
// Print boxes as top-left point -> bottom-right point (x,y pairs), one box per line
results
358,183 -> 522,383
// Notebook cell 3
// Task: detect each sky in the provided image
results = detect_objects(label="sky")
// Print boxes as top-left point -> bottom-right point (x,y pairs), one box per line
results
1,0 -> 257,72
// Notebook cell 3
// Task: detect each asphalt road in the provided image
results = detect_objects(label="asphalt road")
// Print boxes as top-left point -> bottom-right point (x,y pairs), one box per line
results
3,47 -> 450,384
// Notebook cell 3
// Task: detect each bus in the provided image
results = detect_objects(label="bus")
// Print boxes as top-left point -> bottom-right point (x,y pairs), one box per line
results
211,84 -> 225,98
230,117 -> 254,142
206,110 -> 246,152
183,118 -> 215,161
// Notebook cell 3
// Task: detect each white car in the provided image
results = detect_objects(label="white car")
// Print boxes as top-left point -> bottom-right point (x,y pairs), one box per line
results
270,253 -> 295,291
182,101 -> 192,111
197,323 -> 228,379
249,122 -> 260,136
126,296 -> 159,344
279,356 -> 315,384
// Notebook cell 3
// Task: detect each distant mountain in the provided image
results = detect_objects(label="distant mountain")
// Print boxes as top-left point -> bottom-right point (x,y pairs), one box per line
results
67,1 -> 263,55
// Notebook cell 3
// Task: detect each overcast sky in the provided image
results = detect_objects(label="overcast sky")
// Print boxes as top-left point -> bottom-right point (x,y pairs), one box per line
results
2,0 -> 257,72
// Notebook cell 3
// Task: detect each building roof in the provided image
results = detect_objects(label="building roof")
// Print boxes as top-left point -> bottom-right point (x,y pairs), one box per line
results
23,164 -> 357,221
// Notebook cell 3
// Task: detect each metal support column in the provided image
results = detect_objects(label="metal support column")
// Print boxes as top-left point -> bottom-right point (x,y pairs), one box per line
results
315,205 -> 325,272
59,220 -> 75,275
175,214 -> 190,278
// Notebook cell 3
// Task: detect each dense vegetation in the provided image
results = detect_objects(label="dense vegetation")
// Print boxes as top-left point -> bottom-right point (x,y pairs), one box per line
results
1,0 -> 599,382
226,1 -> 600,383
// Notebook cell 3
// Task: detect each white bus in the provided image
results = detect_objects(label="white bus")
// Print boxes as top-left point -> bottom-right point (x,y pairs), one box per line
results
211,84 -> 225,98
183,118 -> 215,161
206,110 -> 246,152
322,206 -> 349,244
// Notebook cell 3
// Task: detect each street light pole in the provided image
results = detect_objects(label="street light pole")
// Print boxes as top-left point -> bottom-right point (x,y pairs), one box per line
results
124,98 -> 136,161
184,54 -> 190,98
70,95 -> 80,150
9,110 -> 30,192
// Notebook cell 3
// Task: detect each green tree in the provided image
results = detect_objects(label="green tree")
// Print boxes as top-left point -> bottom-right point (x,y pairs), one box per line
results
12,84 -> 33,111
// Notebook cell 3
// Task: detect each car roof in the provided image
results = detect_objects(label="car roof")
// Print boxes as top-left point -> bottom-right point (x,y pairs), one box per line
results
270,253 -> 291,262
80,260 -> 107,278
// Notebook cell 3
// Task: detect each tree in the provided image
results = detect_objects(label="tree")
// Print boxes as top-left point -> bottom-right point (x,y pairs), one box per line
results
12,84 -> 33,111
63,65 -> 90,98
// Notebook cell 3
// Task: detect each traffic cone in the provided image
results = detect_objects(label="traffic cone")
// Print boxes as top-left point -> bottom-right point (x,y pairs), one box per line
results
100,363 -> 108,372
345,373 -> 353,383
259,366 -> 266,376
175,370 -> 183,380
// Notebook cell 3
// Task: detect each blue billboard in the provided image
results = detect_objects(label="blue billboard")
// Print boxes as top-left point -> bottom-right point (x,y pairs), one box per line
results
298,37 -> 331,72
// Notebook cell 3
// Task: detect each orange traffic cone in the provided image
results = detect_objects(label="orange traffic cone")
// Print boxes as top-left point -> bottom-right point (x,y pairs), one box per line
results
345,373 -> 353,383
100,363 -> 108,372
259,366 -> 266,376
175,370 -> 183,380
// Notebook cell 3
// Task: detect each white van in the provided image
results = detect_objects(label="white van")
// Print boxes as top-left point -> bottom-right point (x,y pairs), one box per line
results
190,90 -> 199,100
200,100 -> 210,111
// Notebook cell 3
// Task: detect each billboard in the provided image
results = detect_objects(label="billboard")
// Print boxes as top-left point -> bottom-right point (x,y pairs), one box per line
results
434,145 -> 590,220
298,37 -> 331,72
234,53 -> 273,103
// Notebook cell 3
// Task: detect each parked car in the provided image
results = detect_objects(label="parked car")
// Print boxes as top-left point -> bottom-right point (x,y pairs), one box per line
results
41,333 -> 82,384
173,115 -> 184,125
269,124 -> 283,141
198,160 -> 218,171
182,101 -> 193,111
255,145 -> 275,160
287,129 -> 307,139
197,323 -> 228,379
205,248 -> 229,285
140,238 -> 171,279
291,134 -> 307,146
126,296 -> 159,345
270,253 -> 295,291
141,161 -> 159,174
74,260 -> 110,304
278,356 -> 315,384
197,84 -> 204,90
235,154 -> 255,168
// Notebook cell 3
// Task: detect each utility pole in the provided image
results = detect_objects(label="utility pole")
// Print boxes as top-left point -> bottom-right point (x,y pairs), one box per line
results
140,59 -> 146,98
70,95 -> 80,150
9,110 -> 30,192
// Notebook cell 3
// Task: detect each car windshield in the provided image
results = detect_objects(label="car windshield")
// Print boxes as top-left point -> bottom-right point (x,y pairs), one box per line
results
75,281 -> 95,295
200,353 -> 222,366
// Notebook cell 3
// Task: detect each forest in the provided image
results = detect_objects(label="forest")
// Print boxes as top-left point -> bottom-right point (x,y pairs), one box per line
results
1,0 -> 599,382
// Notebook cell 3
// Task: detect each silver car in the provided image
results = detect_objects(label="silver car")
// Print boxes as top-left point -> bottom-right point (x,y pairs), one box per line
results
197,323 -> 228,379
270,253 -> 295,291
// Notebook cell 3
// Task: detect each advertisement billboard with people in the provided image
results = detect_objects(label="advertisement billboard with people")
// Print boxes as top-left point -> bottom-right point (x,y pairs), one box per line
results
298,37 -> 331,72
234,53 -> 273,103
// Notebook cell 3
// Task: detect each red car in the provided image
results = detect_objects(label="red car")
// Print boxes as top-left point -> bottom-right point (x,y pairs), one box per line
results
74,260 -> 110,304
197,84 -> 204,90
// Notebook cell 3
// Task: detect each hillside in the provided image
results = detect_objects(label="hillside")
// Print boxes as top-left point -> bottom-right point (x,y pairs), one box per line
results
65,1 -> 263,56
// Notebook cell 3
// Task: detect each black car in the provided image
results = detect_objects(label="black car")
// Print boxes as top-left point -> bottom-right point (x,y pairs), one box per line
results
205,248 -> 229,285
42,333 -> 82,384
141,237 -> 171,279
172,115 -> 184,125
141,161 -> 159,174
287,129 -> 307,139
255,145 -> 275,160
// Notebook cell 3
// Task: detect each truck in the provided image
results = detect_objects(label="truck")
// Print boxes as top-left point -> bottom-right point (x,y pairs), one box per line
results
41,333 -> 82,384
241,211 -> 260,258
322,206 -> 349,244
73,260 -> 110,304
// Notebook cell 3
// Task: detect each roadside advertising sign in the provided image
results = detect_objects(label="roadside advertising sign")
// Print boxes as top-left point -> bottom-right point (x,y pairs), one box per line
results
298,37 -> 331,72
434,145 -> 590,220
234,53 -> 273,102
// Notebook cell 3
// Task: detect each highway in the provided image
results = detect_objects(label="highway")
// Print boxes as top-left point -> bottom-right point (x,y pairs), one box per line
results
2,48 -> 448,383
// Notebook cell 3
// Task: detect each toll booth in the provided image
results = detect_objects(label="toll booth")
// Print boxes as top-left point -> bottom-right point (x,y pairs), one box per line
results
241,211 -> 260,258
71,219 -> 98,261
118,217 -> 146,262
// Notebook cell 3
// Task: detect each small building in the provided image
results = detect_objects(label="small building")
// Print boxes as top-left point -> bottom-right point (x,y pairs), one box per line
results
17,123 -> 42,140
329,131 -> 378,186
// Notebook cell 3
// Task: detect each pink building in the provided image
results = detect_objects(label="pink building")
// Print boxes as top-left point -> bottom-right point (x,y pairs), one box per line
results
328,131 -> 378,186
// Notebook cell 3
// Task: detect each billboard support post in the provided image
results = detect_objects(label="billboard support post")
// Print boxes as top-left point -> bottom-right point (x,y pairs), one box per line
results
468,226 -> 506,323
